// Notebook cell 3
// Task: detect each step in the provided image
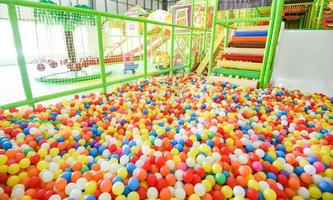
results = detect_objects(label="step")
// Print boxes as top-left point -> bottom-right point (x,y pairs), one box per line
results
221,53 -> 263,63
214,68 -> 260,79
236,26 -> 269,31
234,31 -> 268,37
228,42 -> 266,48
231,36 -> 267,43
217,60 -> 262,71
224,48 -> 265,56
208,75 -> 258,89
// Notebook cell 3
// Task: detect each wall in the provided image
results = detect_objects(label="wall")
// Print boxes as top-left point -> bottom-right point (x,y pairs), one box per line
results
271,29 -> 333,96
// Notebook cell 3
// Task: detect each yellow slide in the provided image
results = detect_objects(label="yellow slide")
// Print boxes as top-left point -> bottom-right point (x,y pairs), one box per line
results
195,32 -> 225,75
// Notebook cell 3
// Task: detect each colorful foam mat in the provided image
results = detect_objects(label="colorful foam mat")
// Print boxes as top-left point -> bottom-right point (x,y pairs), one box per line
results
228,42 -> 266,48
224,48 -> 265,56
234,31 -> 268,37
221,53 -> 264,63
231,36 -> 267,43
217,60 -> 262,71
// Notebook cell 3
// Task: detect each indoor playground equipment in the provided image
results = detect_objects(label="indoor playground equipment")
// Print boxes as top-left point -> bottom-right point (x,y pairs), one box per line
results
1,1 -> 333,200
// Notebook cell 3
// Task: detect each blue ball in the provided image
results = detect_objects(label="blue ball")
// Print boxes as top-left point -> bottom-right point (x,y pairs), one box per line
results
128,177 -> 139,191
89,148 -> 98,157
61,171 -> 72,182
112,176 -> 123,184
2,141 -> 12,150
318,180 -> 333,192
126,163 -> 136,174
84,195 -> 96,200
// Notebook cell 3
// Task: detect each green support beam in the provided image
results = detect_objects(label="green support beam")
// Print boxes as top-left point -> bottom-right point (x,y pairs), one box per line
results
263,0 -> 284,87
96,15 -> 107,94
203,0 -> 209,53
316,0 -> 326,29
216,17 -> 270,24
143,22 -> 148,78
223,10 -> 230,48
208,0 -> 219,76
259,0 -> 277,88
7,3 -> 34,107
170,27 -> 175,75
188,0 -> 195,71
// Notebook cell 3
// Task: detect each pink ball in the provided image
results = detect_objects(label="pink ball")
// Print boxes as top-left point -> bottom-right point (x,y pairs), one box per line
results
250,135 -> 258,142
252,161 -> 263,172
177,162 -> 187,171
313,161 -> 325,173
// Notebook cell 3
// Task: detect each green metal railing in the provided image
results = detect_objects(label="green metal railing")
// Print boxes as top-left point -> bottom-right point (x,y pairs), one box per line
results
0,0 -> 207,109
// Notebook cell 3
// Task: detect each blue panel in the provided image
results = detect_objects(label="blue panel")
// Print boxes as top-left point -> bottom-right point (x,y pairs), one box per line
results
234,31 -> 268,37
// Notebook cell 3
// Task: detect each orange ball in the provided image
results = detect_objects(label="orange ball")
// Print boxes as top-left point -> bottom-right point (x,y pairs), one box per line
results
99,179 -> 112,193
238,165 -> 251,177
202,193 -> 213,200
160,166 -> 170,177
136,169 -> 147,181
53,178 -> 67,192
165,174 -> 176,186
288,176 -> 300,190
184,183 -> 194,196
300,173 -> 312,185
71,171 -> 83,183
159,188 -> 172,200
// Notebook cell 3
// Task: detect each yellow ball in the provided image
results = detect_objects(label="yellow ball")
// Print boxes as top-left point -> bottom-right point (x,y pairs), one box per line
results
202,179 -> 212,192
127,192 -> 140,200
115,195 -> 127,200
263,188 -> 276,200
212,163 -> 222,174
117,167 -> 128,179
19,158 -> 31,169
37,160 -> 49,171
21,196 -> 32,200
309,186 -> 321,199
85,181 -> 97,194
202,162 -> 212,173
112,182 -> 125,195
0,165 -> 8,173
7,175 -> 20,187
247,179 -> 260,191
49,148 -> 59,157
189,194 -> 201,200
0,155 -> 8,165
325,169 -> 333,179
292,195 -> 304,200
221,186 -> 233,198
322,192 -> 333,200
234,197 -> 245,200
205,175 -> 216,186
8,163 -> 20,175
38,148 -> 48,158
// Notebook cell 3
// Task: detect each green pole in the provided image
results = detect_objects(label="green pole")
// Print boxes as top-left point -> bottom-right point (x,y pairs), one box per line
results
263,0 -> 284,87
188,0 -> 195,72
310,0 -> 320,28
308,0 -> 316,28
7,3 -> 34,107
96,15 -> 107,94
170,26 -> 175,75
316,0 -> 325,29
299,16 -> 304,29
203,0 -> 209,53
259,0 -> 277,88
208,0 -> 219,76
143,22 -> 148,78
223,10 -> 230,48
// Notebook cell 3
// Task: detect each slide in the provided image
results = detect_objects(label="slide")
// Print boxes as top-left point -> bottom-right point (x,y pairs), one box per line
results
195,32 -> 225,75
271,26 -> 333,96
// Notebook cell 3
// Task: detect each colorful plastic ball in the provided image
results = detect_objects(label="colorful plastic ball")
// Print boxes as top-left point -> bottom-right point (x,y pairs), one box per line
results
233,186 -> 245,197
318,180 -> 333,192
128,177 -> 139,191
70,189 -> 82,199
174,188 -> 186,200
100,179 -> 112,193
41,170 -> 54,182
238,165 -> 251,177
309,186 -> 322,199
112,182 -> 125,195
8,163 -> 20,175
99,192 -> 112,200
159,187 -> 172,200
215,173 -> 226,185
263,188 -> 276,200
147,187 -> 158,199
222,186 -> 233,198
252,161 -> 263,172
85,181 -> 97,194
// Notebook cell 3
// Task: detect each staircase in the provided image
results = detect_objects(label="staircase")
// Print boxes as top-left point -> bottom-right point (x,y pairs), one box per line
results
213,25 -> 269,87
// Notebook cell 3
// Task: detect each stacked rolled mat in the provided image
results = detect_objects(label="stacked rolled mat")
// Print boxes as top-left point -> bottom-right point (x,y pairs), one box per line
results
215,26 -> 268,80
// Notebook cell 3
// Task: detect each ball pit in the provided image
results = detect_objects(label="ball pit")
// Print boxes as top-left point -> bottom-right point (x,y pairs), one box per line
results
0,75 -> 333,200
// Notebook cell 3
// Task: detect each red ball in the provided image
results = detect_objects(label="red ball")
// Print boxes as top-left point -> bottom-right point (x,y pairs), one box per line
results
29,176 -> 41,188
137,187 -> 147,200
0,173 -> 8,184
183,171 -> 194,183
213,190 -> 224,199
246,189 -> 258,200
44,191 -> 55,200
157,178 -> 168,191
156,157 -> 166,168
146,174 -> 158,187
30,154 -> 40,164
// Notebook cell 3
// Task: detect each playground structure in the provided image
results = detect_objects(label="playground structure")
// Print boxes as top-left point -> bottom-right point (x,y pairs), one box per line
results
0,0 -> 330,109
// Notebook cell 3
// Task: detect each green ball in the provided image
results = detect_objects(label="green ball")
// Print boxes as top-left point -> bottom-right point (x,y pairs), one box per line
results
80,165 -> 89,173
215,173 -> 226,185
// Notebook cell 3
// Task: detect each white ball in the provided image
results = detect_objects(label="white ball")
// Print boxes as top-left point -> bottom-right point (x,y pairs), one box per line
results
142,145 -> 151,155
100,161 -> 110,171
175,170 -> 183,181
49,194 -> 61,200
42,170 -> 54,182
194,183 -> 206,197
147,187 -> 158,199
175,181 -> 184,189
120,155 -> 129,165
297,187 -> 309,199
76,177 -> 87,190
304,165 -> 316,175
70,189 -> 82,200
259,181 -> 269,192
255,149 -> 265,158
154,139 -> 162,147
11,187 -> 24,198
65,182 -> 76,195
238,154 -> 249,164
99,192 -> 112,200
233,186 -> 245,197
174,188 -> 186,200
166,160 -> 175,170
186,158 -> 196,167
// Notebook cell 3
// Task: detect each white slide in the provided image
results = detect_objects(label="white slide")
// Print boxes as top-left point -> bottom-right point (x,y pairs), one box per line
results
271,26 -> 333,96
